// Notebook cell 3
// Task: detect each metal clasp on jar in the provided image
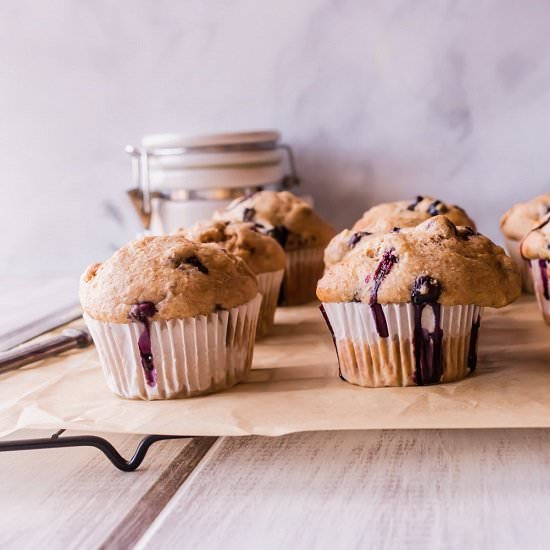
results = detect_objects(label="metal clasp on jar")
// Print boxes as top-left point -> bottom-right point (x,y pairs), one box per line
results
125,136 -> 300,231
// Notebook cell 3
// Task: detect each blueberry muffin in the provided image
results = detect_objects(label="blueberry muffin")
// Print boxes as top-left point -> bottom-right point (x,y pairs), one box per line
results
216,190 -> 336,305
80,236 -> 261,399
520,214 -> 550,324
500,193 -> 550,293
325,196 -> 475,267
317,216 -> 520,387
180,220 -> 286,336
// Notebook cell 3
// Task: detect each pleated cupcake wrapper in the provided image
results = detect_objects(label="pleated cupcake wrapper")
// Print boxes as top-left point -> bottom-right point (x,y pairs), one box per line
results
281,247 -> 325,306
321,302 -> 483,387
530,259 -> 550,325
84,293 -> 262,400
256,269 -> 285,338
505,237 -> 534,294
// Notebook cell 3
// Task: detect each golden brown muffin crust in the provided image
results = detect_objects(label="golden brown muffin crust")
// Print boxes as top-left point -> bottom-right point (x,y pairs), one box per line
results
353,196 -> 476,233
324,196 -> 476,267
180,220 -> 286,274
80,236 -> 258,322
520,214 -> 550,261
500,193 -> 550,241
317,216 -> 520,308
324,229 -> 370,268
215,190 -> 336,251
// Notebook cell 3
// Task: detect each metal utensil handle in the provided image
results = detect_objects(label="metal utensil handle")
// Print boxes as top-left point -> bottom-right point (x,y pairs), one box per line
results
0,329 -> 92,374
0,303 -> 82,352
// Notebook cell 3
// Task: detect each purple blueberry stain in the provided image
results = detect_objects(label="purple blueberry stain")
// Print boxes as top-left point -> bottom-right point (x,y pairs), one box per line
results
539,259 -> 549,300
242,207 -> 256,222
266,225 -> 289,248
186,255 -> 209,274
368,249 -> 399,337
411,276 -> 442,304
534,216 -> 550,231
319,304 -> 344,380
427,200 -> 448,217
277,280 -> 286,305
412,302 -> 444,386
173,255 -> 209,274
129,301 -> 158,388
407,195 -> 423,211
348,231 -> 371,248
467,314 -> 481,372
457,226 -> 477,239
252,222 -> 266,232
370,304 -> 390,339
410,276 -> 444,385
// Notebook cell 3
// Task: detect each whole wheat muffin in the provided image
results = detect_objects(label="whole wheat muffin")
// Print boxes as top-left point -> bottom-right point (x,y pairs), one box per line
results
319,216 -> 519,306
180,220 -> 286,336
501,193 -> 550,241
325,196 -> 475,267
355,196 -> 475,232
180,220 -> 286,274
80,236 -> 261,400
520,214 -> 550,261
80,235 -> 258,322
215,190 -> 335,250
317,216 -> 520,388
216,190 -> 336,305
499,193 -> 550,293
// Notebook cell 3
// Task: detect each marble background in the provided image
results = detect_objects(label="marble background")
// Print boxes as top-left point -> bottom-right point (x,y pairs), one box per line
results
1,0 -> 550,276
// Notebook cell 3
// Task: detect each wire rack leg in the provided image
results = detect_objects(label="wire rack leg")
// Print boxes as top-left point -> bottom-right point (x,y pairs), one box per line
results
0,430 -> 190,471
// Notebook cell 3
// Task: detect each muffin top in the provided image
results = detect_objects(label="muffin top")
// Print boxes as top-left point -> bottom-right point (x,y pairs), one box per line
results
80,236 -> 258,322
325,196 -> 476,267
214,190 -> 336,251
500,193 -> 550,241
179,220 -> 286,274
520,215 -> 550,261
353,196 -> 476,233
317,216 -> 521,307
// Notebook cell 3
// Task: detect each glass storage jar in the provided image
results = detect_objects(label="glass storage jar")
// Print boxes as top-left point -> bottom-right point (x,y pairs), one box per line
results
126,130 -> 299,234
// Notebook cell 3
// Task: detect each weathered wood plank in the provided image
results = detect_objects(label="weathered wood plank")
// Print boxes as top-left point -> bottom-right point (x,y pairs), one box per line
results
0,430 -> 212,550
139,429 -> 550,550
102,436 -> 217,549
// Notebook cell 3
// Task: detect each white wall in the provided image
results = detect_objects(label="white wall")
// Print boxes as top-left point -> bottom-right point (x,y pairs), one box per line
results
1,0 -> 550,276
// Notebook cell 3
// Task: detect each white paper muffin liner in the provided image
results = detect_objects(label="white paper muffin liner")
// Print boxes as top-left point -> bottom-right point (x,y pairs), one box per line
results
84,293 -> 262,400
256,269 -> 285,338
504,236 -> 534,294
321,302 -> 483,387
530,259 -> 550,325
281,247 -> 325,306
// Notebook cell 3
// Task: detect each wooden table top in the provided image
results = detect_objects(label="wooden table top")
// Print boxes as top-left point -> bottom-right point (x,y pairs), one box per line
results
1,428 -> 550,549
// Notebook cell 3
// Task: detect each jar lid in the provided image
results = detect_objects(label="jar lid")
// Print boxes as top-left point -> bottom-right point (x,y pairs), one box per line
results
142,130 -> 281,153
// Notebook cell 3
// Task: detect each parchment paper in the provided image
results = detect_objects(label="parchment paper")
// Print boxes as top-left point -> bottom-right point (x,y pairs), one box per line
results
1,297 -> 549,437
